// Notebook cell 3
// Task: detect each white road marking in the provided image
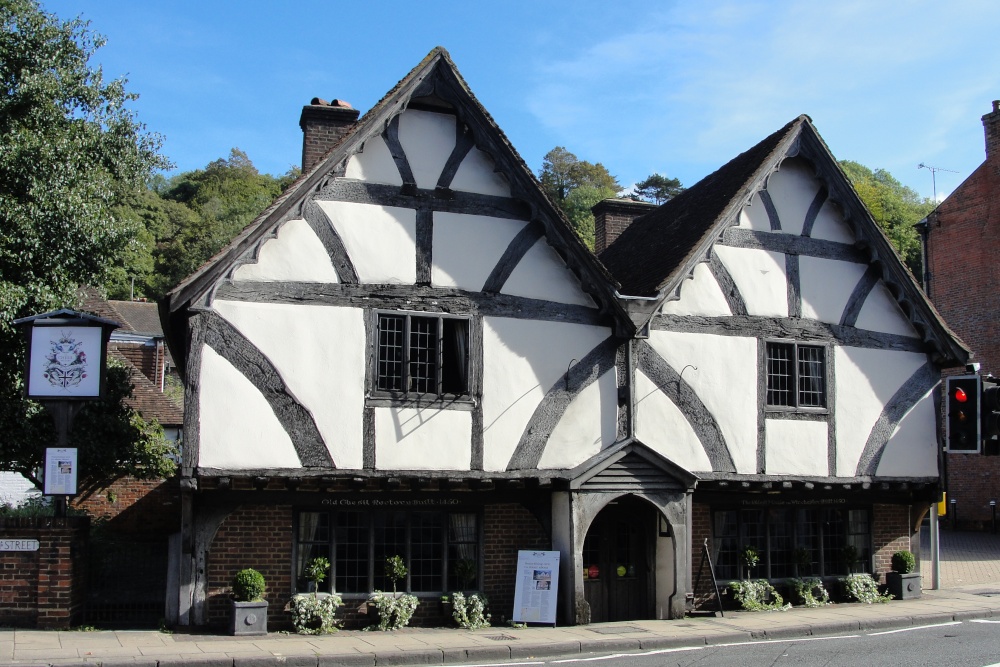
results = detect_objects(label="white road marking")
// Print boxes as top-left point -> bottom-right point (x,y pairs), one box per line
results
868,621 -> 962,636
549,634 -> 861,663
970,619 -> 1000,624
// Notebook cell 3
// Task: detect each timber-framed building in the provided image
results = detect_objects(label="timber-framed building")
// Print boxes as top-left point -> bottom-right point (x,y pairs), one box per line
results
161,48 -> 968,628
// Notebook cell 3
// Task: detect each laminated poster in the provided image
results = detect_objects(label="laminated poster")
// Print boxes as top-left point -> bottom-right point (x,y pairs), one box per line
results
512,550 -> 560,625
44,448 -> 78,496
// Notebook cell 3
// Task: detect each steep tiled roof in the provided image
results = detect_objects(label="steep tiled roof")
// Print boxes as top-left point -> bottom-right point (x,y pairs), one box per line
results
599,117 -> 802,297
113,351 -> 184,427
109,301 -> 163,337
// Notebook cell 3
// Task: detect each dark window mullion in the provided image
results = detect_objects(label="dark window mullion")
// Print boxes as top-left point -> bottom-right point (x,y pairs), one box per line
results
437,318 -> 444,396
402,315 -> 411,396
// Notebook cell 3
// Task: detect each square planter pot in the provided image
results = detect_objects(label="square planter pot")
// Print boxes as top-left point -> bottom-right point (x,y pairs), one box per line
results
886,572 -> 921,600
230,600 -> 268,636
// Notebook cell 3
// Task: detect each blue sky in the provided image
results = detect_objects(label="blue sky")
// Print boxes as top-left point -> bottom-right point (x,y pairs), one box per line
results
47,0 -> 1000,201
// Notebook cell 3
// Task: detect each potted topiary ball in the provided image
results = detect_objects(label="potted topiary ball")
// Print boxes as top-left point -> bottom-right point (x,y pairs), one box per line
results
886,550 -> 920,600
230,568 -> 268,635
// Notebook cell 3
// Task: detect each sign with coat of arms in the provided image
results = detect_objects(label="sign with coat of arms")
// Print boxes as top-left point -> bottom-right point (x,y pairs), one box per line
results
27,325 -> 104,398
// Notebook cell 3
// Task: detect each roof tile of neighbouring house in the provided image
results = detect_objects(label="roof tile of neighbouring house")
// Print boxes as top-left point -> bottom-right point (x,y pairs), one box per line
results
114,351 -> 184,427
598,117 -> 802,297
108,301 -> 164,337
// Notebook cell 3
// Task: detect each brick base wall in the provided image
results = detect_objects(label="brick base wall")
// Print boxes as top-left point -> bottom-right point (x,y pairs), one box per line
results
872,503 -> 917,582
204,501 -> 550,630
70,477 -> 180,536
0,517 -> 89,628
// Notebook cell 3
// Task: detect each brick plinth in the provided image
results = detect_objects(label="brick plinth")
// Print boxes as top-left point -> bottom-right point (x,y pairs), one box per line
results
0,517 -> 89,628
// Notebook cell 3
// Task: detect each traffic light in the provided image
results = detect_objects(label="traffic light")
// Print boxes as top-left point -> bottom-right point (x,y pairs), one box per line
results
946,375 -> 981,452
982,378 -> 1000,452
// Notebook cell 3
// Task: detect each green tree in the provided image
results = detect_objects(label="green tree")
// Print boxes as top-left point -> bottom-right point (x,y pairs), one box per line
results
840,161 -> 934,276
0,0 -> 174,488
147,149 -> 289,295
539,147 -> 621,249
633,173 -> 684,205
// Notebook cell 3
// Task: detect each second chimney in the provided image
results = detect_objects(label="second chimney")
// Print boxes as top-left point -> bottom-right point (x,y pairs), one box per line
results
593,198 -> 658,255
300,98 -> 361,172
984,100 -> 1000,163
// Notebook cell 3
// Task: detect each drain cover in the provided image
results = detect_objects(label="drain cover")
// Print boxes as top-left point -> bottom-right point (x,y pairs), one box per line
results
484,634 -> 518,641
590,626 -> 648,634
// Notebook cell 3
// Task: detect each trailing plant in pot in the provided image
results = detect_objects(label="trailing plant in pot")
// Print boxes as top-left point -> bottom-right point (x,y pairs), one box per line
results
790,577 -> 830,607
450,591 -> 491,629
287,556 -> 342,634
230,568 -> 268,636
728,545 -> 788,611
886,550 -> 921,600
367,555 -> 419,631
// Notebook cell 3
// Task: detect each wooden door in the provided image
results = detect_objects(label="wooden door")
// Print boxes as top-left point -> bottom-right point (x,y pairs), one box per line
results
582,498 -> 653,622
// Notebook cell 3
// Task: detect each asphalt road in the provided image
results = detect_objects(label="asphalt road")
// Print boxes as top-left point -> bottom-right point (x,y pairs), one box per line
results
522,620 -> 1000,667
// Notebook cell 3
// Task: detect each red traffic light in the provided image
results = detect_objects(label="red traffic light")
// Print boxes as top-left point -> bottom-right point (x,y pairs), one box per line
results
955,387 -> 968,403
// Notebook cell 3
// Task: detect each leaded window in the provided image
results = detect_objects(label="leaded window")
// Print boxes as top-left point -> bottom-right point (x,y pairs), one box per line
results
766,342 -> 826,409
375,312 -> 470,399
295,509 -> 480,595
711,506 -> 871,579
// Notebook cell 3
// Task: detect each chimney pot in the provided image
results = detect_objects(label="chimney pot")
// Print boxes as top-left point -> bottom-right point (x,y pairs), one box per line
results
300,98 -> 361,172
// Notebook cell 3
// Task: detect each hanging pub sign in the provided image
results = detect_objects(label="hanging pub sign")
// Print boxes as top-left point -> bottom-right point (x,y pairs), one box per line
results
14,309 -> 119,400
512,550 -> 560,625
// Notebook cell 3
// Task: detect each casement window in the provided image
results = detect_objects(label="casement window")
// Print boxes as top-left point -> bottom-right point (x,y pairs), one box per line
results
294,509 -> 480,595
374,312 -> 470,399
765,341 -> 827,409
712,506 -> 871,580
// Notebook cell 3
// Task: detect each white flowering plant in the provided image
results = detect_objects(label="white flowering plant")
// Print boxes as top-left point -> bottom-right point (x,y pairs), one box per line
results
790,577 -> 830,607
450,592 -> 490,629
286,592 -> 342,634
728,579 -> 789,612
841,573 -> 891,604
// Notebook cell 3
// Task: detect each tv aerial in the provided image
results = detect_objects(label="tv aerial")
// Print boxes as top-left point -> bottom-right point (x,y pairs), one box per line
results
918,163 -> 958,201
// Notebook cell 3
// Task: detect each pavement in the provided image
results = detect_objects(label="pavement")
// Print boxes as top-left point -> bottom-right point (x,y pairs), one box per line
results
4,528 -> 1000,667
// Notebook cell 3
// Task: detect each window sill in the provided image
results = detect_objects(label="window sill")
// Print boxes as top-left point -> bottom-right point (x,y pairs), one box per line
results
366,394 -> 476,411
764,406 -> 829,418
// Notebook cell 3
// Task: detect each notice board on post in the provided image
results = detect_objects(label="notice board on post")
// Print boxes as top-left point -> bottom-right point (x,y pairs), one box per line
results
512,550 -> 560,625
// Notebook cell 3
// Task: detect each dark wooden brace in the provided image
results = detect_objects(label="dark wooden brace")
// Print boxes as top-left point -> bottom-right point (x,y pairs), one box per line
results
708,252 -> 748,316
855,362 -> 939,476
840,265 -> 881,328
635,340 -> 736,473
201,312 -> 334,468
505,337 -> 619,470
302,199 -> 359,284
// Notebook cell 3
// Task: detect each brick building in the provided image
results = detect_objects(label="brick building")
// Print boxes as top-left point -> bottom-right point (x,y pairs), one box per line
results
161,48 -> 967,630
924,101 -> 1000,528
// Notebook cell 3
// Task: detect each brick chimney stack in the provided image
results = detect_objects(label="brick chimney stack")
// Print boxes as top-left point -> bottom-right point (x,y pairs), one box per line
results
983,100 -> 1000,162
299,98 -> 360,172
592,198 -> 657,255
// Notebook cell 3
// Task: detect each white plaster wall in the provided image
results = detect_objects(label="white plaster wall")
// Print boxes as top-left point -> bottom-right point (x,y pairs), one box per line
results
634,370 -> 713,472
876,388 -> 938,477
375,407 -> 472,470
538,370 -> 617,469
451,147 -> 510,197
214,300 -> 366,469
481,318 -> 612,471
856,281 -> 918,337
432,213 -> 526,290
737,192 -> 772,231
799,257 -> 868,324
343,135 -> 403,185
834,347 -> 928,476
199,344 -> 301,469
645,331 -> 758,473
502,239 -> 595,307
714,246 -> 788,317
660,262 -> 732,317
318,201 -> 416,284
765,418 -> 828,476
766,159 -> 818,237
233,218 -> 340,283
398,110 -> 456,190
809,200 -> 854,243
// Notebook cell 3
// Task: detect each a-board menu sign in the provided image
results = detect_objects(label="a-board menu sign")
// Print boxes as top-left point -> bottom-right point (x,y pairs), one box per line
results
512,550 -> 560,625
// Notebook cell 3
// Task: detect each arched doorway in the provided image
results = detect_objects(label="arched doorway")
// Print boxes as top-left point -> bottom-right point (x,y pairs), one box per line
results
581,496 -> 656,622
